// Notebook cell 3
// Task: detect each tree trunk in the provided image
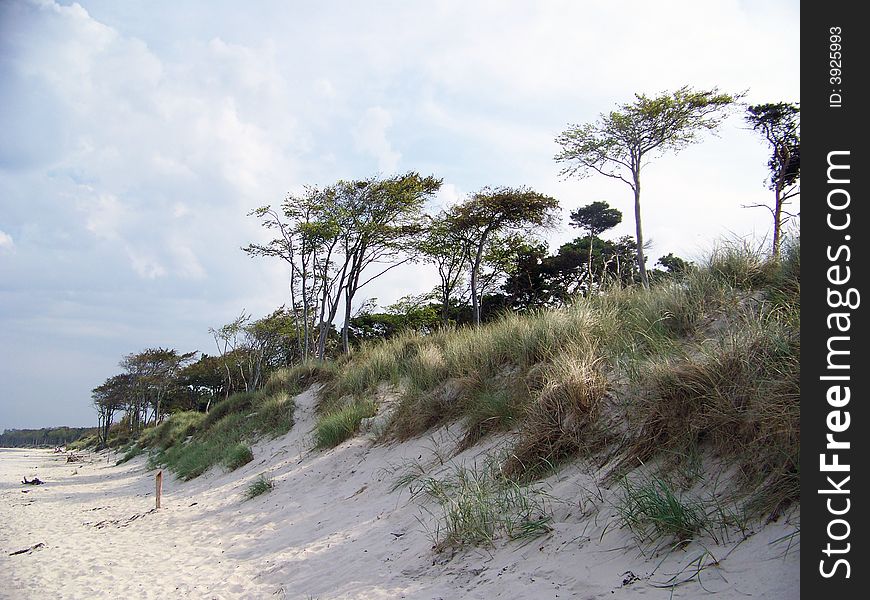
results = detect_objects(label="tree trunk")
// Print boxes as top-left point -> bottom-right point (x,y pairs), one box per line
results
632,173 -> 649,289
772,184 -> 783,260
586,232 -> 594,294
471,249 -> 482,327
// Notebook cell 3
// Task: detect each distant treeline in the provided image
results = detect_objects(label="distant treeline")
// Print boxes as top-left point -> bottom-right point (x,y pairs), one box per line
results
0,426 -> 98,448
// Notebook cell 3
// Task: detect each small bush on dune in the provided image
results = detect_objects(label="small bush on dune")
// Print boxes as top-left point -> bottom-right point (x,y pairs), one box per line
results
314,400 -> 378,449
245,474 -> 274,500
407,460 -> 553,551
503,353 -> 608,479
225,443 -> 254,471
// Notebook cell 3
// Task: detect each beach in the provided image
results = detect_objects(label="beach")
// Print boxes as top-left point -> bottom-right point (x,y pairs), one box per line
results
0,388 -> 800,599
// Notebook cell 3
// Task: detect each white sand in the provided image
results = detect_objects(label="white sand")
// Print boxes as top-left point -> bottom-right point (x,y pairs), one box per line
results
0,388 -> 799,599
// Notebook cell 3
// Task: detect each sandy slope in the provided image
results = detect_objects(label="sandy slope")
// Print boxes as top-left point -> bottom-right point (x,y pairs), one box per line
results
0,387 -> 799,599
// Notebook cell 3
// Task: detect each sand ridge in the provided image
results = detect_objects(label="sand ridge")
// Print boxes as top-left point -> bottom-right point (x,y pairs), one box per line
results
0,387 -> 799,599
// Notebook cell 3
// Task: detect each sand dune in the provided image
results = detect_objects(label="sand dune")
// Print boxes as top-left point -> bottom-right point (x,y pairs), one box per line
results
0,388 -> 799,599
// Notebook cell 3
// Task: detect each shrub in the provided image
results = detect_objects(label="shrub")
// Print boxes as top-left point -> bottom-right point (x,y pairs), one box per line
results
245,474 -> 274,500
225,443 -> 254,471
313,400 -> 377,449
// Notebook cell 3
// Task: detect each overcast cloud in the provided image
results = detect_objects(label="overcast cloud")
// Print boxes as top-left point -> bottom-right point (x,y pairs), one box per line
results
0,0 -> 799,429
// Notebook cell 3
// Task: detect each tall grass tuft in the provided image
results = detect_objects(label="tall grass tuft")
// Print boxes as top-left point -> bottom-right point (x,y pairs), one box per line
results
225,443 -> 254,471
244,474 -> 274,500
144,387 -> 296,480
313,400 -> 378,449
617,474 -> 706,544
504,353 -> 608,479
403,459 -> 552,551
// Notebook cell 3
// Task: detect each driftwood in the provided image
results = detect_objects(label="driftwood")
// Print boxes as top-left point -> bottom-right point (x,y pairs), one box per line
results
9,543 -> 45,556
22,477 -> 44,485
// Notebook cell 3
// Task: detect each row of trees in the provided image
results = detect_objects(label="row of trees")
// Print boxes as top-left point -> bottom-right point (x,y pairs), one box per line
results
90,309 -> 301,446
243,175 -> 566,356
0,426 -> 97,448
88,86 -> 798,439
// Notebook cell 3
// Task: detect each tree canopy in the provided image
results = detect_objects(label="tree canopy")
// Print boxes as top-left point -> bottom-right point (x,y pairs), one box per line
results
555,86 -> 738,287
745,102 -> 800,258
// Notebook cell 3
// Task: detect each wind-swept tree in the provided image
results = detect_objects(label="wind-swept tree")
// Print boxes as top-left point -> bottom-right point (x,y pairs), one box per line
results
452,187 -> 560,326
335,172 -> 441,354
91,374 -> 131,446
246,173 -> 440,358
244,186 -> 337,361
744,102 -> 800,259
418,211 -> 471,327
556,86 -> 738,287
569,201 -> 622,292
120,348 -> 196,426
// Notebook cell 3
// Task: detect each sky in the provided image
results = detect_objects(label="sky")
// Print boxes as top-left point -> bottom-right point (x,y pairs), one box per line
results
0,0 -> 799,430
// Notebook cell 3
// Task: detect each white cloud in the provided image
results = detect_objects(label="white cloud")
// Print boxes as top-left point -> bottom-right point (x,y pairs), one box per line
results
125,245 -> 166,279
353,106 -> 401,174
0,230 -> 15,253
80,191 -> 125,241
431,183 -> 464,211
0,0 -> 799,428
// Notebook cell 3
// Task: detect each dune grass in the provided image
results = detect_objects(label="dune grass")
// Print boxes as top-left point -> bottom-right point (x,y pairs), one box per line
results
129,240 -> 798,542
144,382 -> 296,480
313,399 -> 378,449
617,474 -> 707,544
400,458 -> 553,551
279,240 -> 800,525
244,474 -> 274,500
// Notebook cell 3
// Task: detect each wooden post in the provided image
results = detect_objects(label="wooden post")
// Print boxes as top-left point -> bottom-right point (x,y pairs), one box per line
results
155,470 -> 163,509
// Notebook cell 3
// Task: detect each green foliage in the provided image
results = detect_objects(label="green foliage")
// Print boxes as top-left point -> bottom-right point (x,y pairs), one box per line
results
138,411 -> 204,451
403,460 -> 553,551
144,388 -> 295,480
450,186 -> 561,325
245,474 -> 274,500
745,103 -> 800,258
313,400 -> 378,449
556,85 -> 739,287
617,475 -> 706,543
225,443 -> 254,471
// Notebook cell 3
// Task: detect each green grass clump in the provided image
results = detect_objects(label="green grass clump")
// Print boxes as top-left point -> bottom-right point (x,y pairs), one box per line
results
199,392 -> 257,431
225,443 -> 254,471
245,474 -> 274,499
139,411 -> 205,451
617,475 -> 706,544
503,353 -> 608,479
314,400 -> 377,449
116,444 -> 144,465
144,388 -> 296,480
265,361 -> 339,397
405,460 -> 552,551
